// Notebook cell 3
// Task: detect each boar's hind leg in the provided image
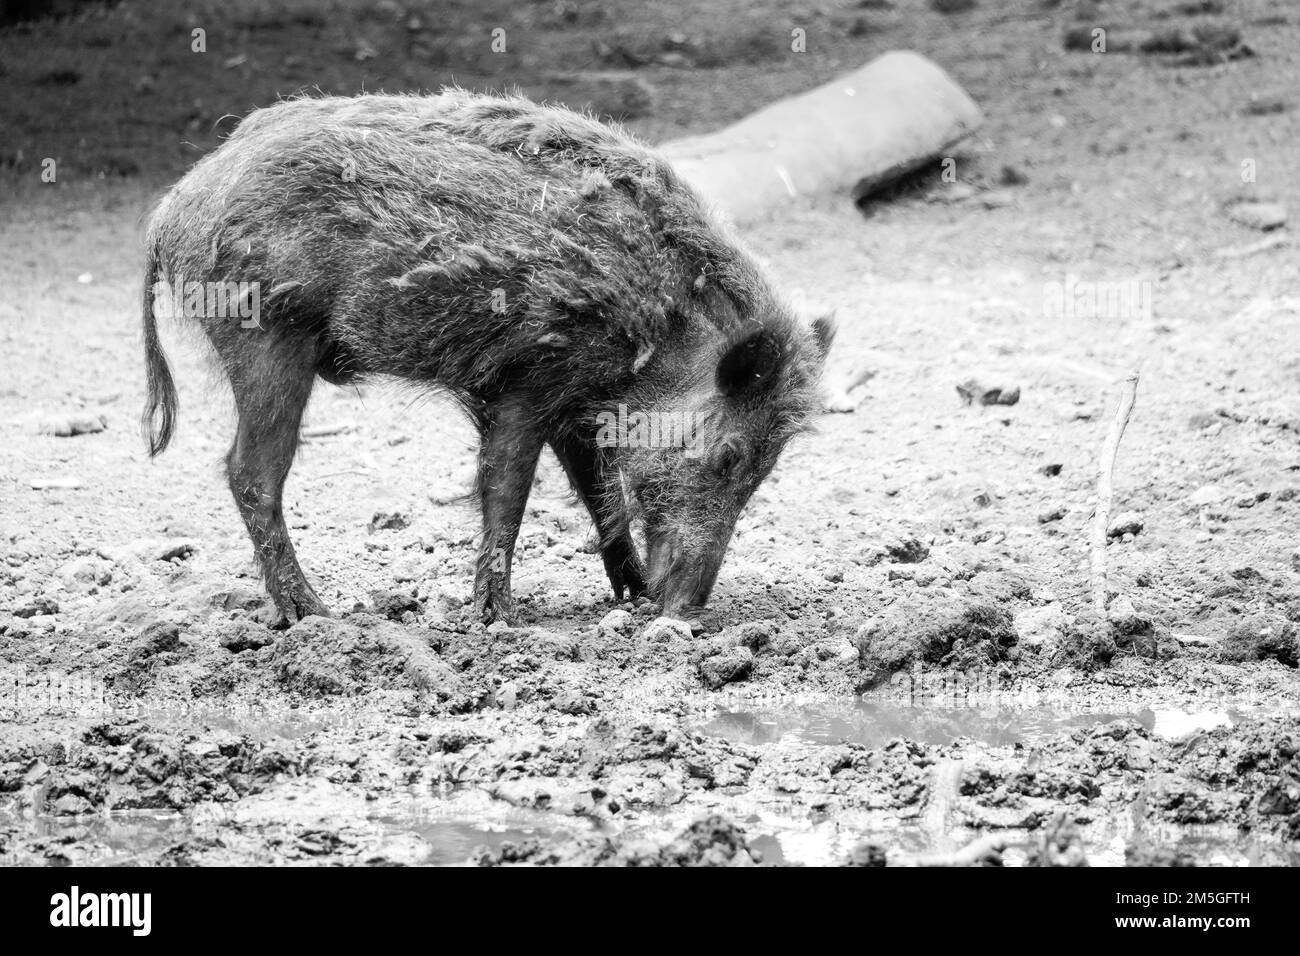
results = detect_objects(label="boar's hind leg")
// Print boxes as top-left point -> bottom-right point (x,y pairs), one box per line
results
224,341 -> 329,628
473,400 -> 545,625
551,437 -> 647,601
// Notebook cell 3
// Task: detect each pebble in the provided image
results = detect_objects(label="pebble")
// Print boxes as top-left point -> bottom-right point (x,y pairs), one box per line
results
1106,595 -> 1142,625
208,587 -> 264,613
598,609 -> 634,639
413,525 -> 443,553
1188,484 -> 1226,507
29,475 -> 85,490
41,412 -> 107,437
956,379 -> 1020,407
818,636 -> 859,663
58,556 -> 112,591
1226,201 -> 1287,232
13,595 -> 59,618
824,388 -> 863,414
109,537 -> 198,564
369,508 -> 411,532
888,536 -> 930,564
641,617 -> 693,643
698,647 -> 754,690
219,621 -> 274,653
1107,511 -> 1144,538
980,189 -> 1015,210
129,620 -> 181,660
1038,506 -> 1067,524
370,588 -> 419,620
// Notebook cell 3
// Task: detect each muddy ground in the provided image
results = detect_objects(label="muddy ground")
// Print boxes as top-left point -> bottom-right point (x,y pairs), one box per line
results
3,0 -> 1300,866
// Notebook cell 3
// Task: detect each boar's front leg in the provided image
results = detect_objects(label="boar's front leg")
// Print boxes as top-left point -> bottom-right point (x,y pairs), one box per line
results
473,399 -> 545,624
551,436 -> 647,601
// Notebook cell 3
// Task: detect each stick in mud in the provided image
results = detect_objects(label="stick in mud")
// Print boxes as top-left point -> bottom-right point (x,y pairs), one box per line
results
1090,370 -> 1140,617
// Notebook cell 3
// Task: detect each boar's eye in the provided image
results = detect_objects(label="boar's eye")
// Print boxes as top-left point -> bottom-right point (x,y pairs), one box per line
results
717,328 -> 781,397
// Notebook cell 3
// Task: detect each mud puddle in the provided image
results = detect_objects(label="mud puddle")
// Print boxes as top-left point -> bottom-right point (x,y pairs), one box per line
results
700,699 -> 1250,749
0,786 -> 570,867
1088,819 -> 1300,867
744,815 -> 935,866
735,800 -> 1300,867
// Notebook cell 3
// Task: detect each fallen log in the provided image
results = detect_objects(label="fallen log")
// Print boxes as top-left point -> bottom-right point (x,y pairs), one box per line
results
661,51 -> 983,225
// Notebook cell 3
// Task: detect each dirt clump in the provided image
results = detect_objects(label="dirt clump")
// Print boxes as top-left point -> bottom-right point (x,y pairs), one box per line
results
855,594 -> 1018,689
271,615 -> 461,701
1219,615 -> 1299,667
33,718 -> 300,815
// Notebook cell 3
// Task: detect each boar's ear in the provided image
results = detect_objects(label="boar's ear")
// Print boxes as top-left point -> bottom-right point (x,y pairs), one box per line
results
811,313 -> 835,361
717,327 -> 782,397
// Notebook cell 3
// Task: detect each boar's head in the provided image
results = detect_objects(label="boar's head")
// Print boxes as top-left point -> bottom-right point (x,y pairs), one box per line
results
601,311 -> 834,619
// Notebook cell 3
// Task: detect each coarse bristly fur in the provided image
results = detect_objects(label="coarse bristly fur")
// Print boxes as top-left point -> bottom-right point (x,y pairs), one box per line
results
141,88 -> 833,625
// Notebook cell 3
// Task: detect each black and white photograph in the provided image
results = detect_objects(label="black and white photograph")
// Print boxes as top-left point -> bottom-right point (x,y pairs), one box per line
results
0,0 -> 1296,909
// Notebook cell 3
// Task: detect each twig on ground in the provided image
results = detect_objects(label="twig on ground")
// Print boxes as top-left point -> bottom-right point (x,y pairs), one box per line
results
306,468 -> 372,482
1091,371 -> 1140,617
1213,233 -> 1289,260
301,421 -> 355,438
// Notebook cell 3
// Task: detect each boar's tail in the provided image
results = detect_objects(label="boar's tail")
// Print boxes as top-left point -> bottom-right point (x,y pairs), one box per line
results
141,250 -> 178,457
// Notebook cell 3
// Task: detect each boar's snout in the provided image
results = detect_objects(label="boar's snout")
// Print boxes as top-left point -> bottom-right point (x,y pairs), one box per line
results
646,521 -> 734,620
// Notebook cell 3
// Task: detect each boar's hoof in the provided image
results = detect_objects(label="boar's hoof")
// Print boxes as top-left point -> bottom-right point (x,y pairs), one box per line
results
268,593 -> 332,630
475,594 -> 516,627
611,561 -> 649,601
